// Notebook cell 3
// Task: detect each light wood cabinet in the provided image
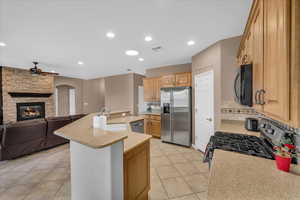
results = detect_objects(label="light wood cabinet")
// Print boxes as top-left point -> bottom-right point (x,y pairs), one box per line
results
150,120 -> 161,138
160,75 -> 175,88
175,72 -> 192,87
144,115 -> 161,138
143,77 -> 161,102
153,78 -> 161,101
143,78 -> 154,102
124,140 -> 150,200
237,0 -> 300,126
252,0 -> 264,112
263,0 -> 290,121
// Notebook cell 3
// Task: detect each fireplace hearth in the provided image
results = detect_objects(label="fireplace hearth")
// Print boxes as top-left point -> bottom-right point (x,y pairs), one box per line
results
16,102 -> 45,121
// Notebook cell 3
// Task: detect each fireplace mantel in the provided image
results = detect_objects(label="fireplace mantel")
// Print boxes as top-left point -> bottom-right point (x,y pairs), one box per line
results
8,92 -> 53,98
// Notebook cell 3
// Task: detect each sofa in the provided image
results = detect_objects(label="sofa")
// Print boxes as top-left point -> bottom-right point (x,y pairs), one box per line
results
0,114 -> 86,161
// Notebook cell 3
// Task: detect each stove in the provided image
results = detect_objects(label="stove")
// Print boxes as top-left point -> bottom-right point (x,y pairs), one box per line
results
203,118 -> 299,166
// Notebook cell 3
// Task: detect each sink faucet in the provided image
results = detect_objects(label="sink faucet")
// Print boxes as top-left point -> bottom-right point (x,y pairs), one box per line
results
100,107 -> 110,118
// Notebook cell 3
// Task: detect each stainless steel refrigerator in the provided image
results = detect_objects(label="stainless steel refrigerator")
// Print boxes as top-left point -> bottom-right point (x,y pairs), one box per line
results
161,87 -> 192,147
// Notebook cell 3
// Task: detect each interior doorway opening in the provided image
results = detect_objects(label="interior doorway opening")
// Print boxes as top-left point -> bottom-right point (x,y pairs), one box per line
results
55,85 -> 76,116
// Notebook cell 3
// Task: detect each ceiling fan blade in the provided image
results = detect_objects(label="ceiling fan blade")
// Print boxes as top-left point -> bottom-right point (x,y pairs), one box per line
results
40,71 -> 59,76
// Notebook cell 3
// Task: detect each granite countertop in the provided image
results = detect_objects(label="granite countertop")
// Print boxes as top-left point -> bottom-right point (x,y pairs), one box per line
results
55,113 -> 151,149
208,150 -> 300,200
218,120 -> 260,137
209,119 -> 300,200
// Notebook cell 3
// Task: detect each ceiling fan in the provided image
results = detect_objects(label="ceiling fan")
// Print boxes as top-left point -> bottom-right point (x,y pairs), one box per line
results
29,62 -> 59,76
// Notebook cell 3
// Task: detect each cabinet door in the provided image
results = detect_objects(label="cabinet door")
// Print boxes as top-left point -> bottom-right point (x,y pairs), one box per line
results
153,77 -> 161,102
263,0 -> 290,121
151,120 -> 161,138
160,75 -> 175,88
143,78 -> 154,102
252,0 -> 264,112
175,72 -> 192,87
244,30 -> 253,64
124,141 -> 150,200
145,119 -> 152,135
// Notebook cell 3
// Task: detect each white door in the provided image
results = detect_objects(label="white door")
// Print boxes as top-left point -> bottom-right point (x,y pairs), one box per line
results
195,70 -> 214,152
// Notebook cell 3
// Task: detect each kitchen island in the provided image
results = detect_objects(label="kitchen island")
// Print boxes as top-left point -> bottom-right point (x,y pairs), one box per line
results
55,113 -> 151,200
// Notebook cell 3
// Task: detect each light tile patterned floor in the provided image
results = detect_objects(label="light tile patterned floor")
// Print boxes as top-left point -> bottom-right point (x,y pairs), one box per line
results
0,138 -> 209,200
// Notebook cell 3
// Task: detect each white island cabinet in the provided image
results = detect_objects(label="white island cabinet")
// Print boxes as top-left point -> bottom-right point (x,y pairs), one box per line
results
55,114 -> 128,200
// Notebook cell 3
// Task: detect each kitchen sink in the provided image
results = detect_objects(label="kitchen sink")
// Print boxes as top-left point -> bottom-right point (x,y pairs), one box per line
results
104,123 -> 128,132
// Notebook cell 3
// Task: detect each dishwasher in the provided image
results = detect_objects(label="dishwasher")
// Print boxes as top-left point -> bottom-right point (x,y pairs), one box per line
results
130,120 -> 144,133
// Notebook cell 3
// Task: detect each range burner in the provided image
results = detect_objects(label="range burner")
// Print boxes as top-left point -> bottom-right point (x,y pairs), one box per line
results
204,118 -> 299,167
204,131 -> 274,164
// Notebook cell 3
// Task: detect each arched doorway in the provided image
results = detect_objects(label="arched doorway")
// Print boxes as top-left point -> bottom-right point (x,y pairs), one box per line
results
55,85 -> 76,116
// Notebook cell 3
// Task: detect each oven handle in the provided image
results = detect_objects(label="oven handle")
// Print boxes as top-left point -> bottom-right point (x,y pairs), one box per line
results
234,71 -> 241,103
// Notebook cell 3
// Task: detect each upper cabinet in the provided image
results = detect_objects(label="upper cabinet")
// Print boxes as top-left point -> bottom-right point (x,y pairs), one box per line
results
263,0 -> 290,121
143,77 -> 161,102
160,75 -> 175,88
238,0 -> 299,126
143,72 -> 192,102
143,78 -> 154,102
252,0 -> 264,112
175,72 -> 192,87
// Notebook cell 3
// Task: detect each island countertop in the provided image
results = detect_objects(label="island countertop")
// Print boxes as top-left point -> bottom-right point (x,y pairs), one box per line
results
55,113 -> 151,150
208,150 -> 300,200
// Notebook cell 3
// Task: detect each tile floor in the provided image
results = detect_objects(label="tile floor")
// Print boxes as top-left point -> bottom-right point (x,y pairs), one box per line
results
0,138 -> 209,200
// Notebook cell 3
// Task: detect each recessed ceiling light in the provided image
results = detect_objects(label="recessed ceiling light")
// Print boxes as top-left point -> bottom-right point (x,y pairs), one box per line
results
0,42 -> 6,47
77,61 -> 84,65
138,58 -> 144,62
144,36 -> 152,42
106,32 -> 115,39
187,40 -> 195,46
125,50 -> 139,56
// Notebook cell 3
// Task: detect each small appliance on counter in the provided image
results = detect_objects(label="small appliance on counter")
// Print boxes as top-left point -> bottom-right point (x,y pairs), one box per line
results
245,117 -> 259,132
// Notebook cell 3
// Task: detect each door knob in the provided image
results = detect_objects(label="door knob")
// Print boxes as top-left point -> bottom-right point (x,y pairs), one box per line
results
206,118 -> 212,122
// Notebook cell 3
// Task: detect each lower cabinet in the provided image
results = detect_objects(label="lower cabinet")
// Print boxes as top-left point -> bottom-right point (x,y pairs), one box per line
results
144,115 -> 161,138
124,140 -> 150,200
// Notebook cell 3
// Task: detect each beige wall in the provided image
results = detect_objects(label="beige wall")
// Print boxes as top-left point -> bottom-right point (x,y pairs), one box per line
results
105,73 -> 133,113
104,73 -> 145,114
54,76 -> 84,115
220,36 -> 242,105
83,78 -> 105,113
2,67 -> 55,123
192,36 -> 242,144
145,63 -> 192,77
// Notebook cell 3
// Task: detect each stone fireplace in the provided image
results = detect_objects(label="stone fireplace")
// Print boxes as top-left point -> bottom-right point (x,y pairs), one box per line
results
2,67 -> 55,123
16,102 -> 45,121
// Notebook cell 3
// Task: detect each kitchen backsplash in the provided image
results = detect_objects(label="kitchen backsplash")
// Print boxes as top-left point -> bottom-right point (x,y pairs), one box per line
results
221,101 -> 258,121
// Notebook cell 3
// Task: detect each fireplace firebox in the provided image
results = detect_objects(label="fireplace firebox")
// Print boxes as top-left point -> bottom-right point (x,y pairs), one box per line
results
16,102 -> 45,121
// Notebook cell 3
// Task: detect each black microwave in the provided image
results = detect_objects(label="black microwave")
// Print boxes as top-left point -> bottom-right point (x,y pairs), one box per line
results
234,64 -> 253,107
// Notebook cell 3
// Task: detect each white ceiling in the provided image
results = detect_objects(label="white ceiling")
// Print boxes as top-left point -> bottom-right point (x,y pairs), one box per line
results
0,0 -> 252,79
